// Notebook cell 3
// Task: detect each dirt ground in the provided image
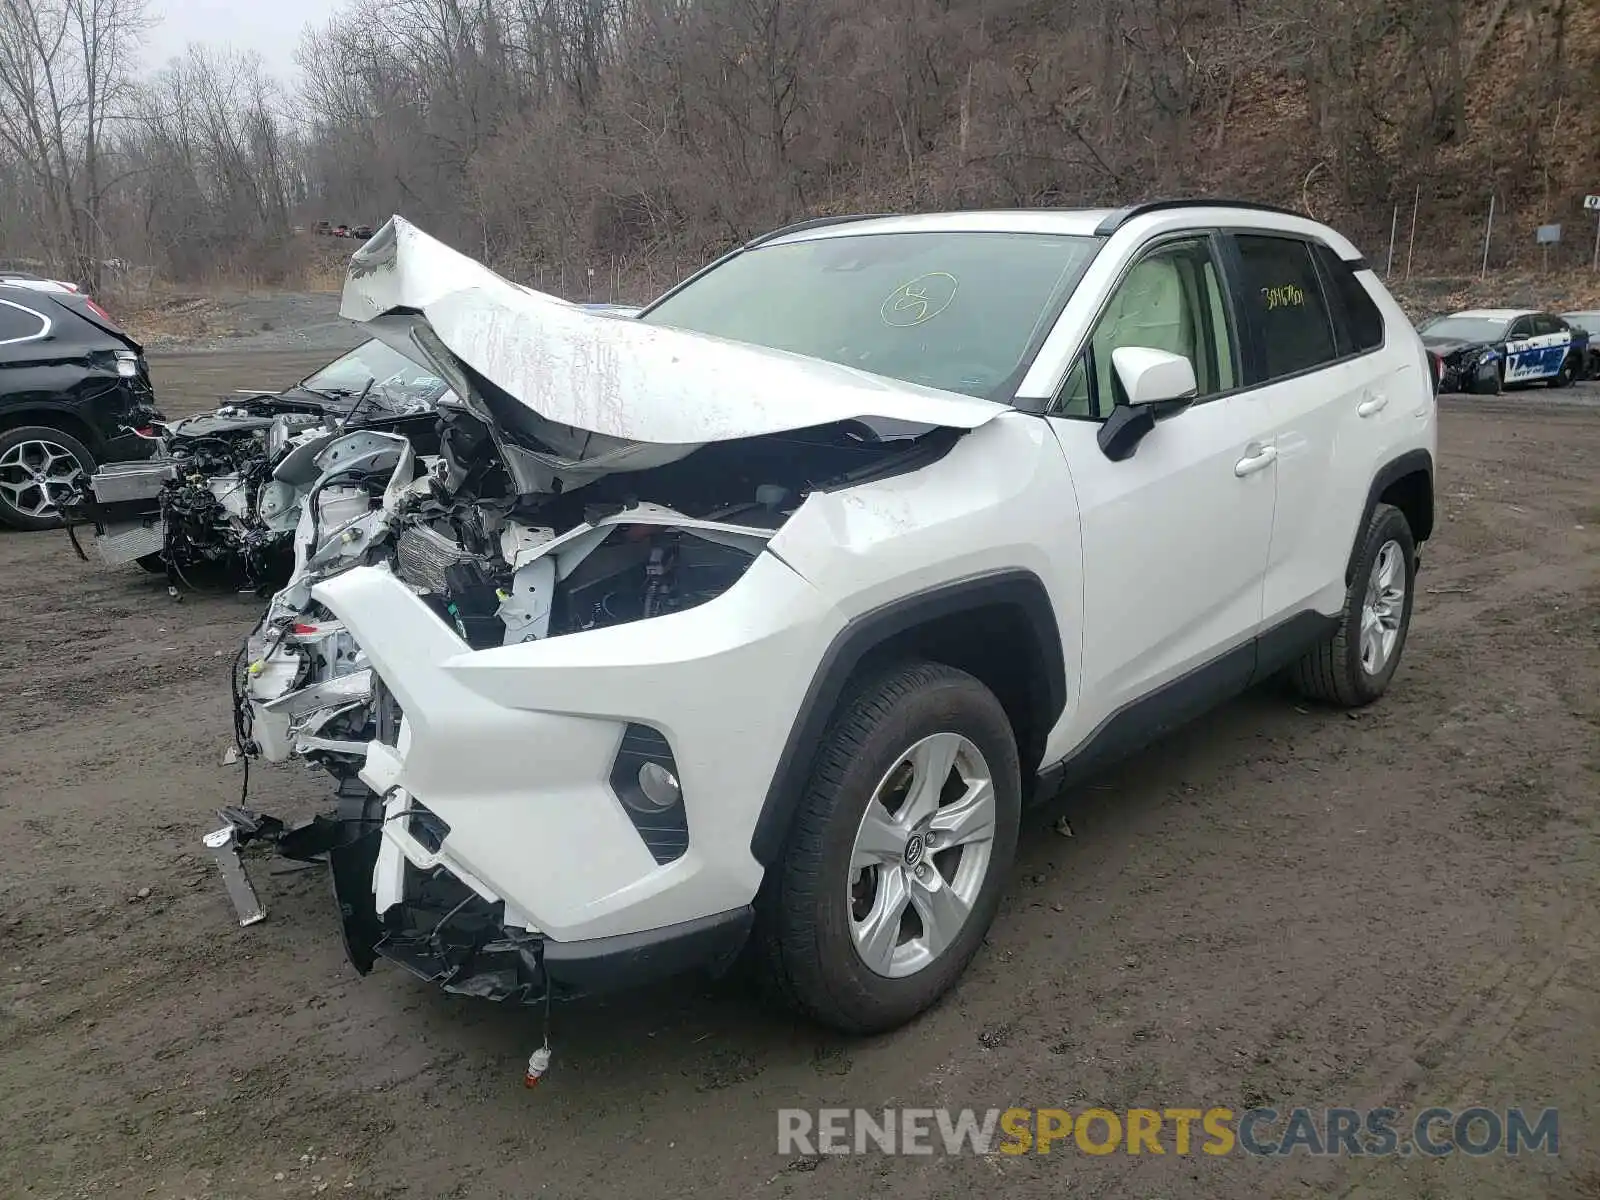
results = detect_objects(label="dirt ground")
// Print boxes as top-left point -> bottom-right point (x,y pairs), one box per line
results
1,349 -> 1598,1200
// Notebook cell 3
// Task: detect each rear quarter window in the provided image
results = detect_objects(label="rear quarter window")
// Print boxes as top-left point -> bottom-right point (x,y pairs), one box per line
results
1312,243 -> 1385,354
0,298 -> 49,345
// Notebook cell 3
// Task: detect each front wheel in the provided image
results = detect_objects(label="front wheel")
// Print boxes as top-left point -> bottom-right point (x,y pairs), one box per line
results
1547,353 -> 1577,388
750,661 -> 1021,1034
1291,502 -> 1416,707
0,425 -> 96,531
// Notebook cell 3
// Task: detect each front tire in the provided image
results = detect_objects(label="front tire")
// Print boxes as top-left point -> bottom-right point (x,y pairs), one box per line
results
1291,502 -> 1416,707
1547,353 -> 1576,388
751,661 -> 1021,1034
0,425 -> 96,531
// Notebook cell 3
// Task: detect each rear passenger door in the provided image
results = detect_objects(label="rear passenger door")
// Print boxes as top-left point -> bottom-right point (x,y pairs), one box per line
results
1227,232 -> 1398,630
1534,314 -> 1574,380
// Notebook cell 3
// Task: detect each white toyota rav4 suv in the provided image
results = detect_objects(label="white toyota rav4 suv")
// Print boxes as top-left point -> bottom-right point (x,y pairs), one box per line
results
219,203 -> 1435,1035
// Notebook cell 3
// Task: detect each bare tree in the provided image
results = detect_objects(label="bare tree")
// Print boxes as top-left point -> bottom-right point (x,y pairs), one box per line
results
0,0 -> 149,285
7,0 -> 1581,288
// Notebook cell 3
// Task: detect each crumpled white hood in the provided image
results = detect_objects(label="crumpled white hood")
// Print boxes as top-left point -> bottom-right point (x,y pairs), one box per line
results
340,216 -> 1007,445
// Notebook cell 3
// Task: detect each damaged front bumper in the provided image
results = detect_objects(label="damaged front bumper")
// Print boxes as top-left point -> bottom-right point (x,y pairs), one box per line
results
204,539 -> 836,1002
308,549 -> 837,944
203,786 -> 752,1001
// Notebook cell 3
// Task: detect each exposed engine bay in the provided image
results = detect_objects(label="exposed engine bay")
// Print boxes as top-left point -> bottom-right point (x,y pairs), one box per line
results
69,342 -> 445,591
238,403 -> 956,776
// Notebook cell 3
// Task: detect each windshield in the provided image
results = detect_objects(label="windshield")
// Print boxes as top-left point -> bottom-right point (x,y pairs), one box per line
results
640,231 -> 1101,400
1420,316 -> 1510,343
300,339 -> 448,409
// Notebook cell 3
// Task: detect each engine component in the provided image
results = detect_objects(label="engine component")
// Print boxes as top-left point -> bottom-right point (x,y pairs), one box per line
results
551,526 -> 758,635
438,560 -> 508,649
397,522 -> 482,594
497,557 -> 556,644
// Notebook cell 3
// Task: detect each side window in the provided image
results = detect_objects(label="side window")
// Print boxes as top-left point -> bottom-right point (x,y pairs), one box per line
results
1533,314 -> 1563,337
1312,243 -> 1384,354
1050,237 -> 1236,419
0,300 -> 49,344
1232,235 -> 1338,382
1506,317 -> 1533,341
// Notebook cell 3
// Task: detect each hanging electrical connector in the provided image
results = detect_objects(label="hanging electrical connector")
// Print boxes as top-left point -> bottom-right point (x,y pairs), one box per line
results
523,982 -> 554,1088
523,1044 -> 551,1088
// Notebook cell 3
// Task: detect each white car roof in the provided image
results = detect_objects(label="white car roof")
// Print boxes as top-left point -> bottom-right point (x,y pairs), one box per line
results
764,210 -> 1120,244
1450,308 -> 1535,320
760,205 -> 1367,264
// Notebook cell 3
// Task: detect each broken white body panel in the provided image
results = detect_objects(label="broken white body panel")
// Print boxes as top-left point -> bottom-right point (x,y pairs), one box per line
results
345,217 -> 1006,447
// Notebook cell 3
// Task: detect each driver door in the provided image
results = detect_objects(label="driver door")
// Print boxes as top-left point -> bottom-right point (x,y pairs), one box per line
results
1043,234 -> 1276,742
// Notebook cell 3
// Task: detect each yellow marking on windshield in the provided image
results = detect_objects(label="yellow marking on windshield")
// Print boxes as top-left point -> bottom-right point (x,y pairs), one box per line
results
881,272 -> 959,327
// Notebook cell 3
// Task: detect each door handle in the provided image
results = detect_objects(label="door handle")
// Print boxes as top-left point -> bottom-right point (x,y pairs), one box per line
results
1234,443 -> 1277,477
1357,393 -> 1389,417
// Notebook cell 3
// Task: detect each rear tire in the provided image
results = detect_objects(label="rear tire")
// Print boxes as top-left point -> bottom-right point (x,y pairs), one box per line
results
1291,503 -> 1416,708
750,661 -> 1021,1034
0,425 -> 96,531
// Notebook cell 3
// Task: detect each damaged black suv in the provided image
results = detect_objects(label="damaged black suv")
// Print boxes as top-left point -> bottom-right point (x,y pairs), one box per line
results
0,284 -> 160,530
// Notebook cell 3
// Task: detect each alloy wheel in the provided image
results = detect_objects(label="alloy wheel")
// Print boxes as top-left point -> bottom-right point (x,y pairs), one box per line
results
1360,539 -> 1406,675
0,438 -> 84,520
846,731 -> 996,978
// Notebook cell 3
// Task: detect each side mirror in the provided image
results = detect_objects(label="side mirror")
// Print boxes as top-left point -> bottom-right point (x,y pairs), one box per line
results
1097,347 -> 1198,462
1112,346 -> 1198,406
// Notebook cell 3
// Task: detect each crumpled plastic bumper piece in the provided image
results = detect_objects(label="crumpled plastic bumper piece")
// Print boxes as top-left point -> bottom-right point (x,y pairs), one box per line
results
310,549 -> 840,943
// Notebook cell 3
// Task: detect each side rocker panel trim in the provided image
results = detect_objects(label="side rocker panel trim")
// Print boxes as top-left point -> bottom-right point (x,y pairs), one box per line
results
1030,608 -> 1338,807
749,569 -> 1067,866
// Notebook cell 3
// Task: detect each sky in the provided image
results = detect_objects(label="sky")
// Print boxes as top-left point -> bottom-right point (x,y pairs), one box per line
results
141,0 -> 336,85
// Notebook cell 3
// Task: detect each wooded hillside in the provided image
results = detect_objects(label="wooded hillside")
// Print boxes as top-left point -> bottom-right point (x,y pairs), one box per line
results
2,0 -> 1596,289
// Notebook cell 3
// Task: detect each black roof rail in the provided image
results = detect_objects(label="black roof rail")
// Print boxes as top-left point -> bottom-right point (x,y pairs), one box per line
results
744,213 -> 895,248
1094,198 -> 1311,236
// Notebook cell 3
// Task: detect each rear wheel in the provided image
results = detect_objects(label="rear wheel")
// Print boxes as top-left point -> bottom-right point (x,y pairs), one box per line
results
1291,503 -> 1416,707
0,425 -> 95,531
751,661 -> 1021,1033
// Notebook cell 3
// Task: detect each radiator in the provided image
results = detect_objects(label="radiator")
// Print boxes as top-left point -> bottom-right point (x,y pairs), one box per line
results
395,524 -> 477,594
89,459 -> 175,505
94,520 -> 165,566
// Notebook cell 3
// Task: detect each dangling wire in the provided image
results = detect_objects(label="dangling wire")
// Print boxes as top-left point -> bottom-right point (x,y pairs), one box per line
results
524,978 -> 554,1088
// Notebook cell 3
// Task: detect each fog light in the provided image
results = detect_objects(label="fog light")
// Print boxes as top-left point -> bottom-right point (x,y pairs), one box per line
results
636,761 -> 682,811
610,723 -> 689,863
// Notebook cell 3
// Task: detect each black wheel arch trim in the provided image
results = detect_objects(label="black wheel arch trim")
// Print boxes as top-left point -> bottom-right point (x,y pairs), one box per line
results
0,404 -> 107,453
1346,448 -> 1433,584
749,569 -> 1067,866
